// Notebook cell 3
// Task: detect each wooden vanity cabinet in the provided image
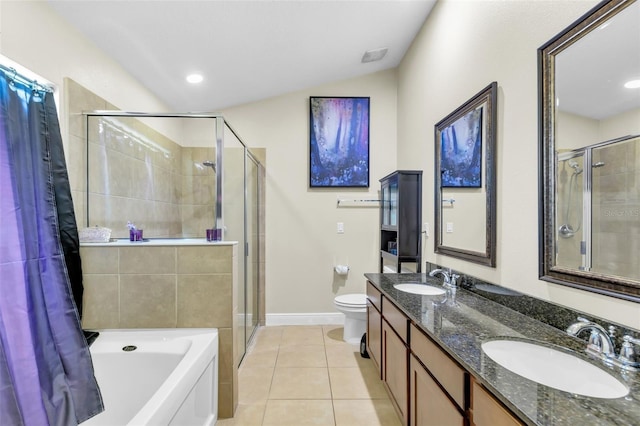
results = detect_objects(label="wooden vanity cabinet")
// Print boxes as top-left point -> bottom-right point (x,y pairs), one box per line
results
382,298 -> 409,424
365,281 -> 525,426
410,355 -> 464,426
409,324 -> 466,426
366,282 -> 382,373
470,379 -> 524,426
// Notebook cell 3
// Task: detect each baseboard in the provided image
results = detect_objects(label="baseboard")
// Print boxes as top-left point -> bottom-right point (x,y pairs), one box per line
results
265,313 -> 344,326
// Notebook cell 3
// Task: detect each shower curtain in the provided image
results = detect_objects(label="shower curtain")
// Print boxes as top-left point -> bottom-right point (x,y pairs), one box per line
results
0,74 -> 103,424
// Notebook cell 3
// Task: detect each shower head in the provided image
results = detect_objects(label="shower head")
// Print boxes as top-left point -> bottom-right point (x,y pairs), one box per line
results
568,160 -> 583,175
202,160 -> 216,172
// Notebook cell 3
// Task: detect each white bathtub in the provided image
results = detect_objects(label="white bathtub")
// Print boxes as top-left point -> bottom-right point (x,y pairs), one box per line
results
84,329 -> 218,426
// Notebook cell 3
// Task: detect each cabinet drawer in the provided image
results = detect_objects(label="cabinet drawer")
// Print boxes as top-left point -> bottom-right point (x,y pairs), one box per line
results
471,380 -> 523,426
366,281 -> 382,311
382,297 -> 408,342
410,354 -> 464,426
410,324 -> 466,409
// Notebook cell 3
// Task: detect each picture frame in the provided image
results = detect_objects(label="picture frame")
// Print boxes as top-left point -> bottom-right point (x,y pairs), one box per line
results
309,96 -> 370,188
435,85 -> 496,188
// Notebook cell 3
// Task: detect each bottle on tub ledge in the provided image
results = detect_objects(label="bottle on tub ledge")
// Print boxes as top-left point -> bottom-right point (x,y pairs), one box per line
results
127,221 -> 144,242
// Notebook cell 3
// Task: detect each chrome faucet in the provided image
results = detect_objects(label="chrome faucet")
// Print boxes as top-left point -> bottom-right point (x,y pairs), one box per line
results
567,317 -> 640,372
566,317 -> 616,358
428,268 -> 460,289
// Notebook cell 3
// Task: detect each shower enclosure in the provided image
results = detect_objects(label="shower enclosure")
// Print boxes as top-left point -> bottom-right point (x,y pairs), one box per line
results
556,134 -> 640,280
84,112 -> 263,362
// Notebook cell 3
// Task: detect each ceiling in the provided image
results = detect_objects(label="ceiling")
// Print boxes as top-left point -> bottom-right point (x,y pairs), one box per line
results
47,0 -> 437,112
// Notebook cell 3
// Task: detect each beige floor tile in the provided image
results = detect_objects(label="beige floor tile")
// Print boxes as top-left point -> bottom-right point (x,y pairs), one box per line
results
238,367 -> 273,403
269,367 -> 331,399
251,327 -> 284,350
262,400 -> 335,426
322,325 -> 346,345
276,344 -> 327,368
325,343 -> 371,368
329,366 -> 388,399
280,325 -> 325,346
215,403 -> 266,426
242,348 -> 279,369
333,399 -> 402,426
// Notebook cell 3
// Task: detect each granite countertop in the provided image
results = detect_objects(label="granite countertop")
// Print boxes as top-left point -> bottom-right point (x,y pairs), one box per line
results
365,273 -> 640,426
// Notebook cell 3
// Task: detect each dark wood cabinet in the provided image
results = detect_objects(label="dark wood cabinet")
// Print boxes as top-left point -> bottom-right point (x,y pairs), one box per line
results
379,170 -> 422,272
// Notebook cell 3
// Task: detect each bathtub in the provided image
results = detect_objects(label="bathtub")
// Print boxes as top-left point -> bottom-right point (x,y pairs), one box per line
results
84,328 -> 218,426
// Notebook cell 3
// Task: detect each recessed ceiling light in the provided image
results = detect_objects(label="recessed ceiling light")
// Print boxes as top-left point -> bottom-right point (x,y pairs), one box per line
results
624,79 -> 640,89
361,47 -> 388,63
186,74 -> 203,84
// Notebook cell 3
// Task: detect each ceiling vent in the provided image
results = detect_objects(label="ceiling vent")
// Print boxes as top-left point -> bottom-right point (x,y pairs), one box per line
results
361,47 -> 388,63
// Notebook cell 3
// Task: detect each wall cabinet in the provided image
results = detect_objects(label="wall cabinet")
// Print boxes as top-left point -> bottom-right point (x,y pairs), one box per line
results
379,170 -> 422,272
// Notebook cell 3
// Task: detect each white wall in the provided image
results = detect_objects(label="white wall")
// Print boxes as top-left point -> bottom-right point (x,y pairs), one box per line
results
0,1 -> 174,147
398,0 -> 639,329
222,70 -> 398,315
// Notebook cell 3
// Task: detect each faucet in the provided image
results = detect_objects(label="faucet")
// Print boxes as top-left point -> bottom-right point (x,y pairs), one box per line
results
567,317 -> 640,371
566,317 -> 616,358
428,268 -> 460,289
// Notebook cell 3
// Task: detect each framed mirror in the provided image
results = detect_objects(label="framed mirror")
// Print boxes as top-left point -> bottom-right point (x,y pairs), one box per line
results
539,0 -> 640,301
434,82 -> 498,267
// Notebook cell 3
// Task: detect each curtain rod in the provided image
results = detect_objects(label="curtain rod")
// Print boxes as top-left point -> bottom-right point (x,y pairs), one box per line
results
0,63 -> 54,93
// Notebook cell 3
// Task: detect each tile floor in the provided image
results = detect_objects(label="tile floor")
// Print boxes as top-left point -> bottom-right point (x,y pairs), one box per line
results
216,325 -> 402,426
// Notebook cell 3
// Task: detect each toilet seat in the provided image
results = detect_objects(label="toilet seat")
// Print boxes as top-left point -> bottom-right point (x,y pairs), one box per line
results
334,293 -> 367,308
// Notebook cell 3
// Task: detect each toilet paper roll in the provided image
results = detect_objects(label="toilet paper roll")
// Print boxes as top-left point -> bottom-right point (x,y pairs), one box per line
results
334,265 -> 350,275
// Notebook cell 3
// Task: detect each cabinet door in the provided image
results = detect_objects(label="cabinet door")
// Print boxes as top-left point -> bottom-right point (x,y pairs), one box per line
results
471,380 -> 523,426
410,355 -> 464,426
383,320 -> 407,424
367,301 -> 382,375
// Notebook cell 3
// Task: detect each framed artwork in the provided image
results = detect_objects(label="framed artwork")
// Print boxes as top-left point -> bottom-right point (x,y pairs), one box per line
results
309,96 -> 370,187
435,84 -> 496,188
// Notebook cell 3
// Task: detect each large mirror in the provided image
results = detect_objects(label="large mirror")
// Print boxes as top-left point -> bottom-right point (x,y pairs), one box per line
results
539,0 -> 640,301
435,82 -> 498,267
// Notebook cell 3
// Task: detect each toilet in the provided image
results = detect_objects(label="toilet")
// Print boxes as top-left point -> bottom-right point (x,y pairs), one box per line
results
334,293 -> 368,345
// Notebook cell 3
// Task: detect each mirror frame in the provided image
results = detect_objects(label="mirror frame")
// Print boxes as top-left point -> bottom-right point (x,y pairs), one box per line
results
538,0 -> 640,302
435,82 -> 498,267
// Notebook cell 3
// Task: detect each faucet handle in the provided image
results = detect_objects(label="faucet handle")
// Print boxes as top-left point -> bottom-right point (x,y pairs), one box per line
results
619,335 -> 640,365
450,273 -> 460,287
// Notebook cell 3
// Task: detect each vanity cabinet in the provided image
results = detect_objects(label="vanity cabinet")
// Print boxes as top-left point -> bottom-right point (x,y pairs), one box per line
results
366,282 -> 382,372
382,298 -> 409,423
470,379 -> 524,426
409,324 -> 466,426
379,170 -> 422,272
366,280 -> 524,426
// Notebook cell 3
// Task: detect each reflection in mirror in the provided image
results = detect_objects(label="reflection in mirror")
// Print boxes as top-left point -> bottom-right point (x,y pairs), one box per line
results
435,82 -> 497,267
539,0 -> 640,300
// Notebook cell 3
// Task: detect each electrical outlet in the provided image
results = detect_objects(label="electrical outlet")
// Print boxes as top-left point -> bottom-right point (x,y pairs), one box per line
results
446,222 -> 454,233
337,222 -> 344,234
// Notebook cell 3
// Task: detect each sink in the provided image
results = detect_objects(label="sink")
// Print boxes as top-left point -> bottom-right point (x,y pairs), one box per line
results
393,283 -> 446,296
481,339 -> 628,399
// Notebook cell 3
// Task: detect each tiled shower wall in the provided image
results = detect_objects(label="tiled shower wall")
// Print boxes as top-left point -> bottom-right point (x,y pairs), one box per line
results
66,78 -> 217,238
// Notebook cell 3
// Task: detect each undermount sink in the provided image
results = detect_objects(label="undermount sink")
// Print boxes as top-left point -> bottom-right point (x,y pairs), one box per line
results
481,339 -> 628,399
393,283 -> 446,296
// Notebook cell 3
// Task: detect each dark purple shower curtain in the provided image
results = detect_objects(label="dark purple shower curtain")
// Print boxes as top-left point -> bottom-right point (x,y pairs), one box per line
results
0,74 -> 103,425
